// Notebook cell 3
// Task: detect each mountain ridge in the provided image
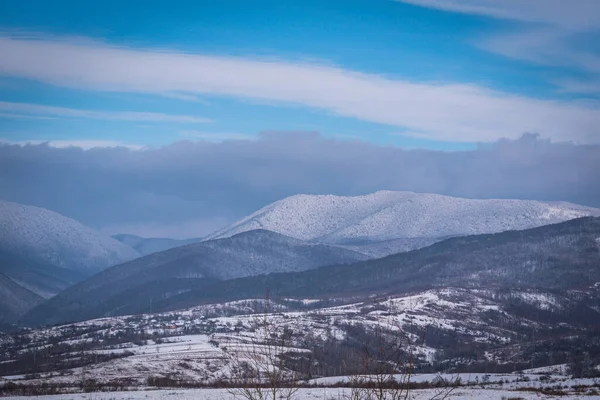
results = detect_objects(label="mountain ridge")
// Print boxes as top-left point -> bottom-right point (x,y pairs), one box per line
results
26,217 -> 600,325
0,200 -> 140,274
25,229 -> 368,325
206,191 -> 600,246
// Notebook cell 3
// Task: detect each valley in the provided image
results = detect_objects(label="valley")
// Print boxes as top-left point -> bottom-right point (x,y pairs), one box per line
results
1,193 -> 600,399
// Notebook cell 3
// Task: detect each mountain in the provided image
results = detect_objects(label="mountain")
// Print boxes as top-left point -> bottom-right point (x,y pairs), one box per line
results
0,250 -> 85,299
0,272 -> 43,325
0,200 -> 141,321
27,217 -> 600,326
0,200 -> 140,275
112,234 -> 202,256
206,191 -> 600,254
178,217 -> 600,306
26,229 -> 368,325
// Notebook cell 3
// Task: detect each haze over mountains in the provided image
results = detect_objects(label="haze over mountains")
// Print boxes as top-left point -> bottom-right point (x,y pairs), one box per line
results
111,234 -> 202,257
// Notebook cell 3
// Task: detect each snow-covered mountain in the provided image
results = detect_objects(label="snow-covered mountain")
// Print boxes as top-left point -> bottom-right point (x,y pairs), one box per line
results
0,200 -> 140,274
0,200 -> 141,321
206,191 -> 600,247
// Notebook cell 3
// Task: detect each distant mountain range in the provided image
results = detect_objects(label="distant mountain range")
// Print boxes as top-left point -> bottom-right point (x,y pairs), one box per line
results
4,192 -> 600,325
207,191 -> 599,256
112,233 -> 202,256
26,217 -> 600,325
25,229 -> 368,324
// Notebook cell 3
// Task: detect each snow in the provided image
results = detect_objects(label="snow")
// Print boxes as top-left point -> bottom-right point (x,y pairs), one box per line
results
4,287 -> 598,395
0,200 -> 139,273
205,191 -> 600,244
523,364 -> 569,375
515,292 -> 561,311
2,386 -> 600,399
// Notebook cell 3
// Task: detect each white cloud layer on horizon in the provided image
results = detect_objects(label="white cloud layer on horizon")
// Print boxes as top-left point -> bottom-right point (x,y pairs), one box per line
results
179,130 -> 257,143
1,36 -> 599,143
0,101 -> 211,123
1,132 -> 598,238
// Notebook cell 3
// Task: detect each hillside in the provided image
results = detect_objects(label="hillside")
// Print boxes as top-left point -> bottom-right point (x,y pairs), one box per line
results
206,191 -> 599,248
177,217 -> 600,307
26,229 -> 368,325
0,200 -> 142,322
0,273 -> 43,324
27,217 -> 600,325
4,286 -> 600,391
0,200 -> 140,274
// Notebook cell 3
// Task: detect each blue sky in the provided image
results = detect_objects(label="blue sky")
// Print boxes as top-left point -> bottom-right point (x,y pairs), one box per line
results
1,0 -> 599,150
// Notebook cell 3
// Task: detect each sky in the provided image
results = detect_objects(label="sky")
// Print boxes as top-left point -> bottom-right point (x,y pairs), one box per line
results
1,1 -> 599,237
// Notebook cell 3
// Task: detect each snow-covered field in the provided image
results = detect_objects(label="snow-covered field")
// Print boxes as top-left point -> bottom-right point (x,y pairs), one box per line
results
3,288 -> 600,396
3,386 -> 600,400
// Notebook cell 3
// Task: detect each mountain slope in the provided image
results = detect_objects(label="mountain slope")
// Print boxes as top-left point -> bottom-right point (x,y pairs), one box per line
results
206,191 -> 600,246
112,234 -> 202,256
0,250 -> 84,299
0,273 -> 43,324
110,217 -> 600,319
26,229 -> 368,324
28,217 -> 600,325
0,200 -> 140,275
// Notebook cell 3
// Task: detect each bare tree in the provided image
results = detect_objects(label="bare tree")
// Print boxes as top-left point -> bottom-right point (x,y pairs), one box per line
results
345,297 -> 456,400
225,291 -> 303,400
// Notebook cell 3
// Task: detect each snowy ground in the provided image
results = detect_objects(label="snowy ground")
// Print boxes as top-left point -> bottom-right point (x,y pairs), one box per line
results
3,289 -> 600,393
3,387 -> 600,400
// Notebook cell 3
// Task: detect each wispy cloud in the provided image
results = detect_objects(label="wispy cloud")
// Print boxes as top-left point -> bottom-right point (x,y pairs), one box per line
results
179,130 -> 257,142
400,1 -> 600,96
1,36 -> 599,143
1,139 -> 143,150
160,92 -> 211,104
0,101 -> 211,123
398,0 -> 600,30
0,112 -> 58,120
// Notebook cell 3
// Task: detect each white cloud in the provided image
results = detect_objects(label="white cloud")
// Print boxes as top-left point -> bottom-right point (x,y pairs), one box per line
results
1,139 -> 144,150
2,134 -> 599,236
556,78 -> 600,95
479,29 -> 600,74
1,36 -> 599,143
399,1 -> 600,97
0,101 -> 211,123
179,130 -> 257,142
398,0 -> 600,30
160,92 -> 211,104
